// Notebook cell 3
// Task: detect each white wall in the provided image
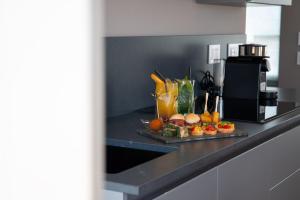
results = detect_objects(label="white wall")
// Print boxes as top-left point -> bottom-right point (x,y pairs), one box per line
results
0,0 -> 104,200
279,0 -> 300,91
105,0 -> 246,36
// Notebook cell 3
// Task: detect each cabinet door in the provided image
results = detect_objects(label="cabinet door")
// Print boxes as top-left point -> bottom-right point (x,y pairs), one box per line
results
269,126 -> 300,186
154,168 -> 217,200
104,189 -> 124,200
269,169 -> 300,200
218,125 -> 300,200
218,140 -> 272,200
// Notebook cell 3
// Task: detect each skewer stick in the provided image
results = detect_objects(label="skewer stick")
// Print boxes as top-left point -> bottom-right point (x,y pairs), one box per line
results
156,99 -> 160,119
204,92 -> 209,113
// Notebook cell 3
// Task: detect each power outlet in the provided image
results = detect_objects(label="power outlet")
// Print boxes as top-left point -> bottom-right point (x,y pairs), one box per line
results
298,32 -> 300,46
208,44 -> 221,64
228,43 -> 241,57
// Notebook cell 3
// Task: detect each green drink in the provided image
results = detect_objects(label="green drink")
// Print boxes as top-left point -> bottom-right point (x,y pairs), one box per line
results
177,78 -> 194,114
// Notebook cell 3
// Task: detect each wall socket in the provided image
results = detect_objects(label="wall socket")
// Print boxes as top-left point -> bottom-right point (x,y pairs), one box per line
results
228,43 -> 241,57
298,32 -> 300,46
208,44 -> 221,64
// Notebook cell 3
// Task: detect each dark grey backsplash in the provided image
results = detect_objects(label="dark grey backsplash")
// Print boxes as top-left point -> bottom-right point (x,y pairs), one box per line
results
106,34 -> 246,117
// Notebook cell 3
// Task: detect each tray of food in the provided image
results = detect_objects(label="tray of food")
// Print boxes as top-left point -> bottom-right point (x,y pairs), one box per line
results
138,113 -> 247,144
137,71 -> 248,144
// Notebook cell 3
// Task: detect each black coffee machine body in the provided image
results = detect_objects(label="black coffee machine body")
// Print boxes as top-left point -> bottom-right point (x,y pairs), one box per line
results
223,44 -> 277,123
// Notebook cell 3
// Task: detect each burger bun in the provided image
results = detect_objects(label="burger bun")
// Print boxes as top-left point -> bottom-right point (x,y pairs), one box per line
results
185,113 -> 200,124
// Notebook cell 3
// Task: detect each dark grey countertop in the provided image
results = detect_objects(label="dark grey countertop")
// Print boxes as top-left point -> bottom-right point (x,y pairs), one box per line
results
105,88 -> 300,199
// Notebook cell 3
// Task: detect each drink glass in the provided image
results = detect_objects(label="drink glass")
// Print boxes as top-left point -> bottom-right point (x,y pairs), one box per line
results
155,80 -> 178,120
177,79 -> 195,114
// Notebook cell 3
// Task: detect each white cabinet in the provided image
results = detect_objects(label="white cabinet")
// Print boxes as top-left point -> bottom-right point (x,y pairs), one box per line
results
270,169 -> 300,200
154,168 -> 218,200
104,189 -> 124,200
268,126 -> 300,186
218,135 -> 272,200
218,125 -> 300,200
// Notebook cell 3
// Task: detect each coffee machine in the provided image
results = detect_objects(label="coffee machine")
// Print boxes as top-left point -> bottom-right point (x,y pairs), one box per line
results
223,44 -> 278,122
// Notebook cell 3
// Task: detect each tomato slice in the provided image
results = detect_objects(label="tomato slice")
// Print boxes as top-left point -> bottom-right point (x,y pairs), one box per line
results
218,122 -> 233,129
223,125 -> 231,129
206,125 -> 216,131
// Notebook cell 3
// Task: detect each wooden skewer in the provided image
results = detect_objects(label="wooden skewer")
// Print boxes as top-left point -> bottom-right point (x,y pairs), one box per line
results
204,92 -> 209,113
156,99 -> 160,119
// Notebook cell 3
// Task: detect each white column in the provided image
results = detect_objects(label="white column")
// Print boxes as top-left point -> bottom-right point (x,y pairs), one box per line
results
0,0 -> 104,199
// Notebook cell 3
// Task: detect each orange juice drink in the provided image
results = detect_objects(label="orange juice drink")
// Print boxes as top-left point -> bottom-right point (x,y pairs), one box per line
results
156,80 -> 178,120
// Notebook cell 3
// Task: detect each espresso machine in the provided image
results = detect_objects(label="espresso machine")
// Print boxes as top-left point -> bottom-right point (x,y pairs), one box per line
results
223,44 -> 278,123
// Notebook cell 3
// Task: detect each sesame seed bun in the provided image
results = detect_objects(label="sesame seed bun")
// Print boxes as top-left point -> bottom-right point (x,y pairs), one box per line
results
185,113 -> 200,124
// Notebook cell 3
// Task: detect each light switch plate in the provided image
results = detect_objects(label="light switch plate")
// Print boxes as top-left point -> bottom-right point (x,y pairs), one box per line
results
208,44 -> 221,64
298,32 -> 300,46
297,52 -> 300,65
227,43 -> 241,57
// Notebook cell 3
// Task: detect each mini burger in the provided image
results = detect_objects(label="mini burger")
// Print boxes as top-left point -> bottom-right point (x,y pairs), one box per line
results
169,114 -> 185,126
185,113 -> 200,125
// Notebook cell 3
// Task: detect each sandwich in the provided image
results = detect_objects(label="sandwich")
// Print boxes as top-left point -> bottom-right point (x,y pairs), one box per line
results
185,113 -> 202,136
169,114 -> 185,127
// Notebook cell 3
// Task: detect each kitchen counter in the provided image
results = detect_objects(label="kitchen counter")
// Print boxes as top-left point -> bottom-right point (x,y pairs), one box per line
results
106,88 -> 300,199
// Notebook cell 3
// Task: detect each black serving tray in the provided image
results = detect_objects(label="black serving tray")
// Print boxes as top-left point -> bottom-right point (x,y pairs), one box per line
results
137,128 -> 248,144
